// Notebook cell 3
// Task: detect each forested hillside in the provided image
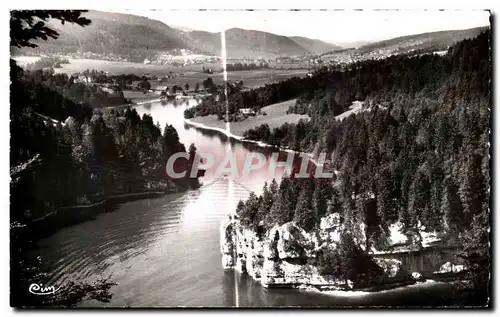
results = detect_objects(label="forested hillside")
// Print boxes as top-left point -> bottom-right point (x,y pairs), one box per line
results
16,10 -> 336,61
290,36 -> 341,54
183,28 -> 322,59
10,11 -> 200,306
357,26 -> 488,54
14,10 -> 193,62
18,68 -> 132,112
10,59 -> 200,226
234,30 -> 490,290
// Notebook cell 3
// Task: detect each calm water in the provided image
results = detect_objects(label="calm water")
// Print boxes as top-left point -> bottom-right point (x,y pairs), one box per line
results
34,100 -> 466,307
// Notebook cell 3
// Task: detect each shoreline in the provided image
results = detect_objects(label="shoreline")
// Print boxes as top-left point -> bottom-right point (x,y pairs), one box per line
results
184,117 -> 321,166
103,94 -> 205,110
301,279 -> 442,297
30,190 -> 172,223
13,188 -> 186,242
102,97 -> 164,109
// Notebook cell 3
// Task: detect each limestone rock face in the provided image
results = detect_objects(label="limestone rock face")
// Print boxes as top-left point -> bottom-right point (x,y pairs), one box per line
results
374,258 -> 402,278
272,223 -> 316,260
320,213 -> 341,231
241,228 -> 262,275
221,254 -> 235,269
319,213 -> 342,247
64,116 -> 76,128
373,258 -> 413,284
245,249 -> 264,279
387,222 -> 409,246
375,220 -> 444,253
353,221 -> 367,251
434,261 -> 467,274
220,214 -> 425,291
235,257 -> 247,274
412,272 -> 425,281
261,258 -> 284,286
263,239 -> 279,260
220,218 -> 235,269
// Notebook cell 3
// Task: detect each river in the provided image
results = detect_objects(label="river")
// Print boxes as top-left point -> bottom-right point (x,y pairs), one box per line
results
34,99 -> 469,307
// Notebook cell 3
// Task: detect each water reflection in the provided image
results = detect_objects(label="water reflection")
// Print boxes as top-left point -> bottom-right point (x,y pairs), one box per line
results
37,191 -> 191,285
34,100 -> 467,307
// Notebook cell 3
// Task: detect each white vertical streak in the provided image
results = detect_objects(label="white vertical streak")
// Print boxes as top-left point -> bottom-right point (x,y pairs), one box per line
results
220,30 -> 230,133
221,28 -> 238,308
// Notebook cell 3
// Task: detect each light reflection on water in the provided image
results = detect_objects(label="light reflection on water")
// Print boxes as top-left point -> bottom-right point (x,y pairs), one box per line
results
34,100 -> 464,307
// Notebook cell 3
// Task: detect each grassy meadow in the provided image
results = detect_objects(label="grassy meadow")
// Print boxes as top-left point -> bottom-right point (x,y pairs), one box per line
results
189,99 -> 309,137
45,58 -> 308,88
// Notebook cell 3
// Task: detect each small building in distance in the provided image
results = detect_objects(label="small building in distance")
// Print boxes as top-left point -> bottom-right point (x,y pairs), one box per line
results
72,74 -> 92,84
239,108 -> 256,116
276,57 -> 292,63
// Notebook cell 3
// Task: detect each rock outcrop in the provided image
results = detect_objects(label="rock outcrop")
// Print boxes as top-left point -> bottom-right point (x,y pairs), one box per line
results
220,218 -> 235,269
434,261 -> 467,274
220,213 -> 422,291
371,221 -> 445,254
373,258 -> 413,284
412,272 -> 426,282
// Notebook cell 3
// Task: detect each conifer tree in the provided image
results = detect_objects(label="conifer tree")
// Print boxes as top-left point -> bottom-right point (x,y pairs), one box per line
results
294,188 -> 315,231
257,182 -> 274,226
441,176 -> 464,234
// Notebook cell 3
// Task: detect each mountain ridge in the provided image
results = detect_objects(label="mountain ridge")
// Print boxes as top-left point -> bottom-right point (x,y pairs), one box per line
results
15,10 -> 490,63
20,10 -> 326,60
358,26 -> 489,53
289,36 -> 342,54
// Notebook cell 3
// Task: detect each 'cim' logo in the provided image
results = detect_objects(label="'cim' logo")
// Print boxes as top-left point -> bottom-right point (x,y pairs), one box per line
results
28,283 -> 60,295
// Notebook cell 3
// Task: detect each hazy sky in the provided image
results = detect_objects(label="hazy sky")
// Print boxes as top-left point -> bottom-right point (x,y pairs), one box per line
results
110,9 -> 490,44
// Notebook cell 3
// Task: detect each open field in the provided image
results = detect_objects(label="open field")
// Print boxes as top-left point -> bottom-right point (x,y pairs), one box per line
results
228,69 -> 309,88
122,89 -> 207,104
13,56 -> 310,104
335,101 -> 366,121
122,69 -> 308,91
12,56 -> 42,66
189,99 -> 309,136
49,58 -> 222,75
17,57 -> 308,88
143,68 -> 309,89
122,90 -> 162,103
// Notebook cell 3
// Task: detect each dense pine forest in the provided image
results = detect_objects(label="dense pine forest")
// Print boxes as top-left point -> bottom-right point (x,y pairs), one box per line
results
13,66 -> 132,113
10,10 -> 491,307
233,31 -> 490,292
226,62 -> 270,71
10,60 -> 200,227
184,75 -> 309,118
10,11 -> 200,307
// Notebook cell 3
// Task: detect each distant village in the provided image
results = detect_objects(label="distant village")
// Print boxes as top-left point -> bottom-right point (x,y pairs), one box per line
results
19,39 -> 450,78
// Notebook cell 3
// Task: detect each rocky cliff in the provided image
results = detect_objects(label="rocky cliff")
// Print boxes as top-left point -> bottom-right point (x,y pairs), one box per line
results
219,212 -> 444,291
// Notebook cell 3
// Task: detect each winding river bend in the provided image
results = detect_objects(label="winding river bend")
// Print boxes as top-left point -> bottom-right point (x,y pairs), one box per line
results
34,99 -> 463,307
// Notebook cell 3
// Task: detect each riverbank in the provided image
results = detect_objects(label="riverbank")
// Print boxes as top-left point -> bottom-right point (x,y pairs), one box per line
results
189,99 -> 308,136
12,188 -> 187,242
184,100 -> 324,167
184,117 -> 322,168
302,278 -> 453,298
123,90 -> 162,103
104,91 -> 210,110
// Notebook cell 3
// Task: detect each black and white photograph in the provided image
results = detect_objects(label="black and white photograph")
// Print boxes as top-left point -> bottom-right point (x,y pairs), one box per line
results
8,6 -> 492,308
